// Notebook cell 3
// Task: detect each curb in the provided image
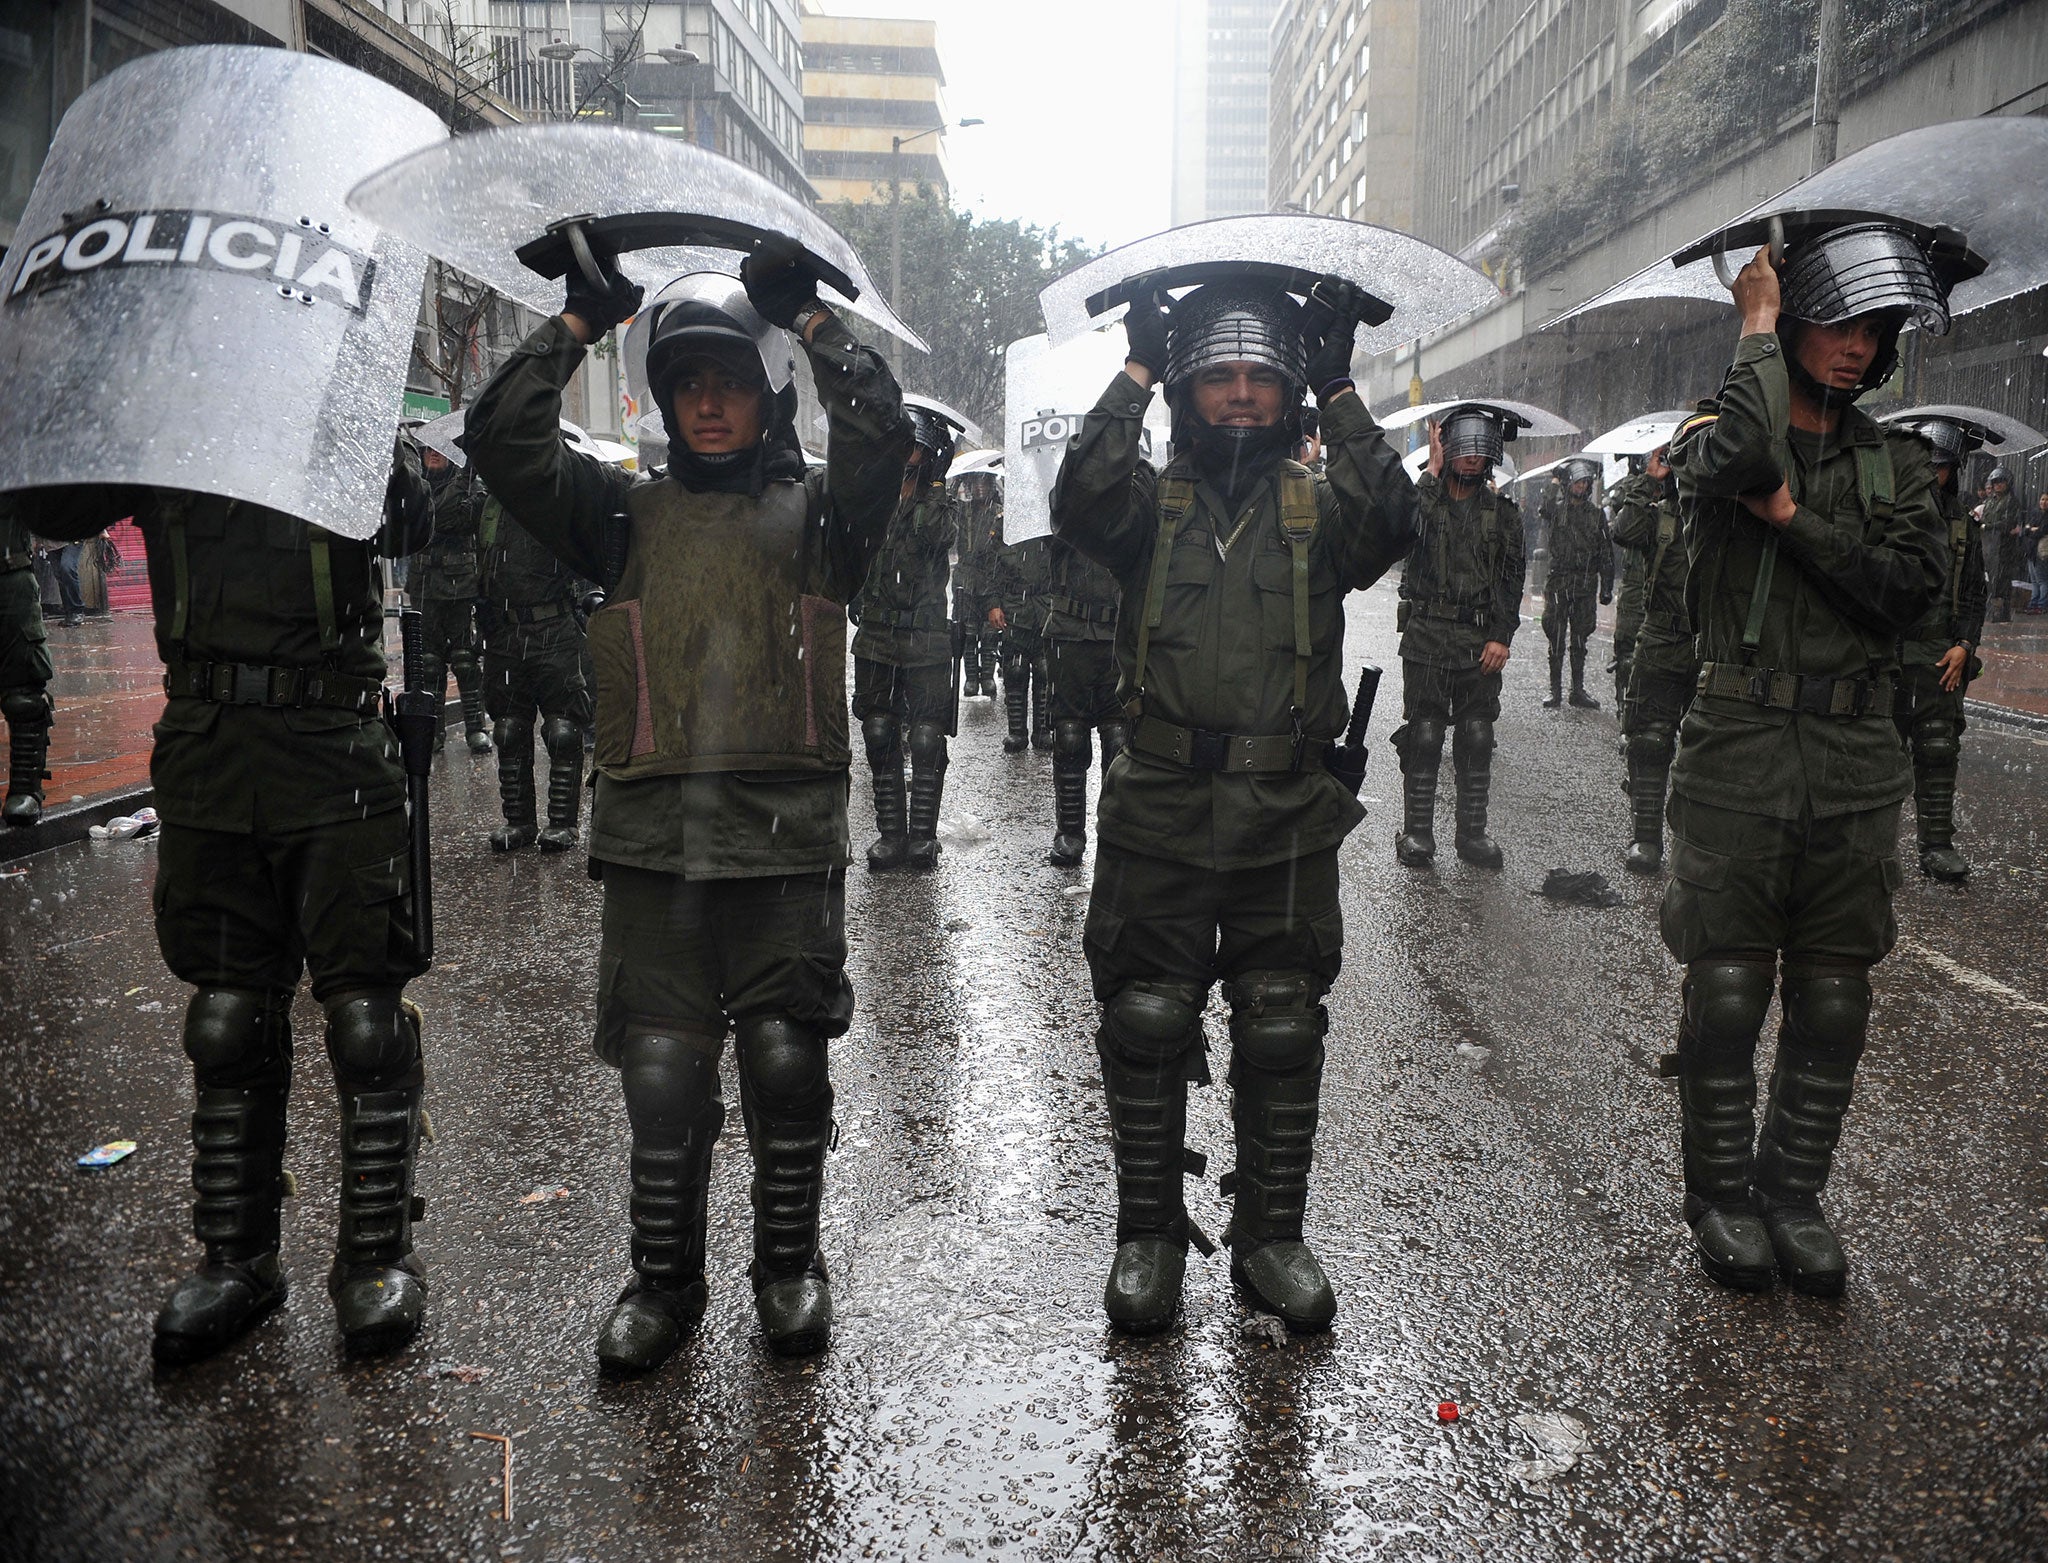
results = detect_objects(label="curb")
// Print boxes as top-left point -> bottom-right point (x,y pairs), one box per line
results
1964,697 -> 2048,734
0,784 -> 155,863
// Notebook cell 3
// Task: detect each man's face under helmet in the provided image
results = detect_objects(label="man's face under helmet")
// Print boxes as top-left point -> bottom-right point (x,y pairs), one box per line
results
1161,282 -> 1307,453
1776,222 -> 1955,400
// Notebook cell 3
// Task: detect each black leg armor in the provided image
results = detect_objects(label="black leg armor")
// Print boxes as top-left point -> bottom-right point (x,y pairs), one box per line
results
862,712 -> 909,873
1451,717 -> 1503,870
537,715 -> 583,853
1676,960 -> 1777,1291
1048,719 -> 1092,867
324,989 -> 427,1355
905,719 -> 947,872
2,686 -> 53,829
735,1017 -> 835,1356
1394,717 -> 1443,868
1752,970 -> 1869,1296
1623,723 -> 1675,874
1002,648 -> 1031,753
489,715 -> 537,851
450,647 -> 492,754
1907,715 -> 1968,882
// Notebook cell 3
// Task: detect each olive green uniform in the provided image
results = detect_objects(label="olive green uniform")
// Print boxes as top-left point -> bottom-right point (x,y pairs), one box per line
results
851,481 -> 955,866
1608,470 -> 1666,707
1614,470 -> 1695,870
1,503 -> 56,827
1893,482 -> 1986,878
1392,473 -> 1524,866
464,310 -> 906,1343
1042,535 -> 1125,865
477,490 -> 594,851
1979,488 -> 2018,621
993,532 -> 1053,752
1052,370 -> 1413,1329
953,488 -> 1003,696
16,462 -> 438,1359
1539,489 -> 1612,703
1663,329 -> 1945,1294
411,465 -> 492,753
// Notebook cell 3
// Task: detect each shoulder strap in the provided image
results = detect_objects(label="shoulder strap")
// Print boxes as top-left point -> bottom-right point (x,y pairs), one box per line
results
1856,439 -> 1895,524
1129,464 -> 1198,716
1277,459 -> 1319,715
308,532 -> 341,655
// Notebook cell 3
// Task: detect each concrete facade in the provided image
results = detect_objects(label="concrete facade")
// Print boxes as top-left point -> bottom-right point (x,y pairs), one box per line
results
798,4 -> 950,206
1172,0 -> 1282,223
1268,0 -> 1420,230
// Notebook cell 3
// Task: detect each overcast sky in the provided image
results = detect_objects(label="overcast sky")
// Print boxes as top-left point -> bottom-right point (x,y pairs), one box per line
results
812,1 -> 1180,252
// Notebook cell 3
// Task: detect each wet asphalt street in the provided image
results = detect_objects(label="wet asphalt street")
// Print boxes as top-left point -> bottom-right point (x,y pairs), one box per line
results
4,577 -> 2048,1562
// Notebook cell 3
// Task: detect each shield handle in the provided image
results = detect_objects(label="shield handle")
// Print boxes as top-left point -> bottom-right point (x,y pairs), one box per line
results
1709,215 -> 1785,290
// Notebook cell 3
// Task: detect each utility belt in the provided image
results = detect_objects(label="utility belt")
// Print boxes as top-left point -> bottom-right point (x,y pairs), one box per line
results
1642,609 -> 1691,636
163,658 -> 385,715
1131,714 -> 1328,774
489,598 -> 572,627
1042,593 -> 1118,627
1696,661 -> 1894,719
870,606 -> 948,633
1397,598 -> 1488,630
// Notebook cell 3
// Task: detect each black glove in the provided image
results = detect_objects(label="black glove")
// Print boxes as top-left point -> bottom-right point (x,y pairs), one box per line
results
563,230 -> 643,338
1301,279 -> 1367,395
741,236 -> 823,331
1123,288 -> 1172,379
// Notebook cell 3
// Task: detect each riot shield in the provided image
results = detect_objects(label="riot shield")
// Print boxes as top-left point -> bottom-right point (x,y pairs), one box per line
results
417,408 -> 606,469
903,393 -> 984,449
1585,411 -> 1696,457
1548,117 -> 2048,329
1402,445 -> 1516,488
1874,403 -> 2048,457
0,47 -> 445,541
1038,214 -> 1498,358
1002,331 -> 1173,545
347,125 -> 926,350
1376,398 -> 1580,440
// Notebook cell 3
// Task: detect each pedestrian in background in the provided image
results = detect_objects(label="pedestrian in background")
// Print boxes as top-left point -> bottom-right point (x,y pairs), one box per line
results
2024,491 -> 2048,614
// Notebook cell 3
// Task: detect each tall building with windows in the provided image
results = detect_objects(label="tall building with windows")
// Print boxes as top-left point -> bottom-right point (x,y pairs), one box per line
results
797,3 -> 950,206
1171,0 -> 1281,223
1267,0 -> 1418,229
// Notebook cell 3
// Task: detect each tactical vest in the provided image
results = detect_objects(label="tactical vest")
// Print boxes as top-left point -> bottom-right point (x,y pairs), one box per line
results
584,478 -> 850,779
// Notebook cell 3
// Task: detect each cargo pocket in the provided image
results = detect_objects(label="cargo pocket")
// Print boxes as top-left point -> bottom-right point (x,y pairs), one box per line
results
152,697 -> 222,743
352,851 -> 406,908
1666,839 -> 1730,890
586,600 -> 651,767
1877,856 -> 1904,894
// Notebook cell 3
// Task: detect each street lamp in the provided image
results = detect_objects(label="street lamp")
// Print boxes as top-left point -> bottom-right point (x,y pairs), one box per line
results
535,41 -> 702,126
889,118 -> 984,343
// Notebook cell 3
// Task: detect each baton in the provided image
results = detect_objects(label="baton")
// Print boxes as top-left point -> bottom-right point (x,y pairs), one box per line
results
1325,663 -> 1382,798
392,608 -> 437,965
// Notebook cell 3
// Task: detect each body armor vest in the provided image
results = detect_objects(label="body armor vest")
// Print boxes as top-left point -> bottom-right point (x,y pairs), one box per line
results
585,478 -> 850,779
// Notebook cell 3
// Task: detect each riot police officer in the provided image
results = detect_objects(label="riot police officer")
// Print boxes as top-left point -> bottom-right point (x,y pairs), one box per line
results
1053,277 -> 1415,1336
411,447 -> 493,755
1614,443 -> 1695,873
1392,406 -> 1526,871
1042,535 -> 1125,867
1,500 -> 54,827
464,246 -> 907,1369
1539,458 -> 1613,708
1665,219 -> 1961,1297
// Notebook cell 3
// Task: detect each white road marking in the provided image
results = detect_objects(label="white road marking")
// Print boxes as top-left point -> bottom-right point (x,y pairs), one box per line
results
1899,938 -> 2048,1021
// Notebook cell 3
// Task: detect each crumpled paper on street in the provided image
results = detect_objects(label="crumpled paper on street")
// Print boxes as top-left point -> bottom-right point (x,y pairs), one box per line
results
1506,1410 -> 1591,1482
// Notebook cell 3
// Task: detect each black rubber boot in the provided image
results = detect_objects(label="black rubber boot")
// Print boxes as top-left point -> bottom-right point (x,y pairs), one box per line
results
1752,972 -> 1869,1297
597,1030 -> 722,1373
1097,985 -> 1208,1335
1913,763 -> 1969,882
1451,718 -> 1503,870
736,1019 -> 834,1357
1224,975 -> 1335,1333
454,656 -> 493,754
537,716 -> 582,853
1002,660 -> 1030,752
153,989 -> 293,1364
1542,648 -> 1564,709
1030,656 -> 1054,751
1624,757 -> 1669,875
1568,646 -> 1600,708
1394,719 -> 1442,868
326,995 -> 428,1356
1048,719 -> 1090,867
1,686 -> 52,829
904,720 -> 947,873
489,715 -> 538,851
862,713 -> 909,873
1676,962 -> 1777,1292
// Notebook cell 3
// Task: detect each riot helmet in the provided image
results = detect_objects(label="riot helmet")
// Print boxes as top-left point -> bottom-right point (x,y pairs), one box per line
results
642,272 -> 796,451
1898,416 -> 1978,469
1561,456 -> 1601,492
1987,465 -> 2012,487
902,397 -> 965,483
1439,405 -> 1517,467
1160,282 -> 1307,478
1776,222 -> 1969,398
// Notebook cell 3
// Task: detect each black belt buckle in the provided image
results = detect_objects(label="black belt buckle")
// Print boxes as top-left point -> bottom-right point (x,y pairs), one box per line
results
1794,677 -> 1835,717
225,663 -> 272,704
1187,727 -> 1228,770
1744,667 -> 1776,706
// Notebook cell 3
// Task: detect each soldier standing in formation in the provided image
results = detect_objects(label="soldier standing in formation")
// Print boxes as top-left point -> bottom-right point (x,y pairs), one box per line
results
1607,456 -> 1659,709
1042,533 -> 1126,867
476,467 -> 597,852
1539,458 -> 1613,709
1887,413 -> 1988,882
1392,406 -> 1525,872
1054,277 -> 1413,1336
852,405 -> 959,873
1664,221 -> 1959,1298
993,530 -> 1054,755
953,472 -> 1003,698
0,501 -> 55,827
1977,464 -> 2018,623
1614,442 -> 1695,874
411,447 -> 494,756
15,448 -> 438,1362
465,249 -> 907,1369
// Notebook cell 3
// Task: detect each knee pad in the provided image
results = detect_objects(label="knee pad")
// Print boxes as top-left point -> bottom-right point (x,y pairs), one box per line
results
861,712 -> 901,767
1052,718 -> 1093,772
1,686 -> 53,726
618,1026 -> 726,1141
1909,718 -> 1958,768
541,715 -> 582,760
734,1017 -> 831,1114
1396,717 -> 1444,771
183,987 -> 292,1088
1452,716 -> 1495,762
323,988 -> 422,1089
1682,960 -> 1775,1056
492,714 -> 532,752
1100,981 -> 1207,1068
447,647 -> 480,682
907,720 -> 948,771
1779,971 -> 1871,1059
1224,971 -> 1328,1075
1626,723 -> 1676,769
1098,720 -> 1129,765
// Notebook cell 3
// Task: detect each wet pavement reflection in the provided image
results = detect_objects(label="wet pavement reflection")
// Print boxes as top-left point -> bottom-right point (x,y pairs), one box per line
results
4,578 -> 2047,1559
